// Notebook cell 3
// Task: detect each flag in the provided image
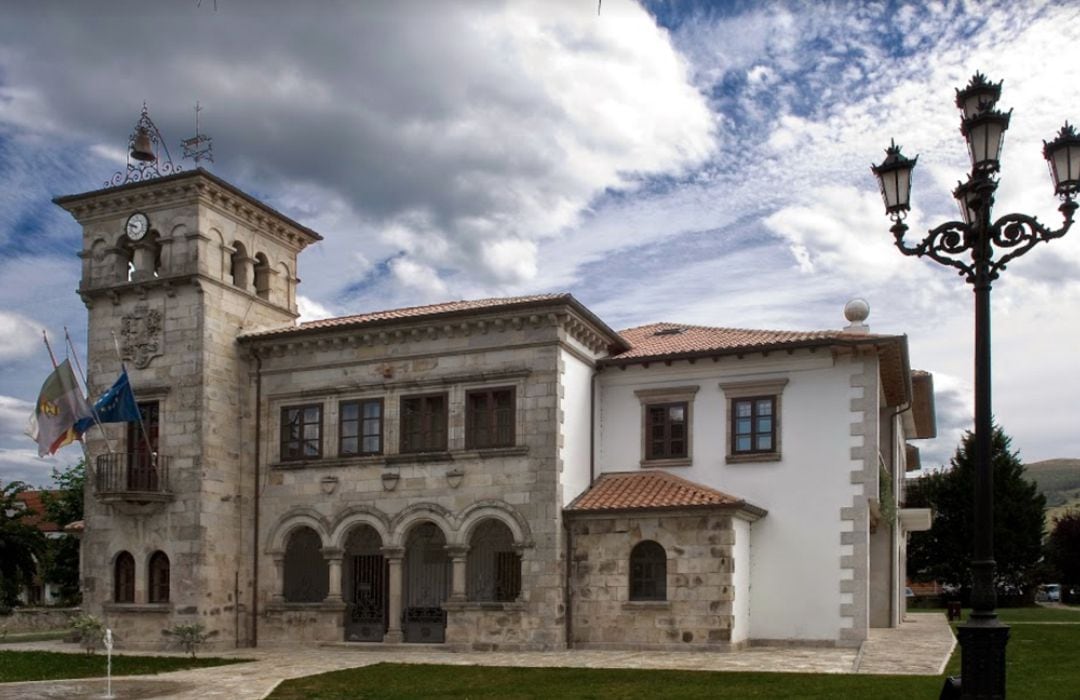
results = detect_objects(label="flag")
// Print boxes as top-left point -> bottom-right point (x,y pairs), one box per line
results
30,359 -> 92,457
74,369 -> 140,435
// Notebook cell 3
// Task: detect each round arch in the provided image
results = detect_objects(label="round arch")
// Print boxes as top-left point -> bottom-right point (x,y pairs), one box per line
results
330,505 -> 392,550
389,502 -> 455,547
458,500 -> 533,548
265,507 -> 331,554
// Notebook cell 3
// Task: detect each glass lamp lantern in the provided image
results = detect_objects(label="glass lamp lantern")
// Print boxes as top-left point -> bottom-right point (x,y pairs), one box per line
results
1044,122 -> 1080,197
962,109 -> 1011,172
871,140 -> 918,215
952,178 -> 979,225
955,72 -> 1002,119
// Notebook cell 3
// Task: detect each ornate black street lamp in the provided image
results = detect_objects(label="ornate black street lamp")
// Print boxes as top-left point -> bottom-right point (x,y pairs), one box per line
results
872,73 -> 1078,699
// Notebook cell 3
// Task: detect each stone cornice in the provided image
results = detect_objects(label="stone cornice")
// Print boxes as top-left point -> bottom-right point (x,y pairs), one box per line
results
245,307 -> 614,359
53,168 -> 322,251
264,368 -> 532,399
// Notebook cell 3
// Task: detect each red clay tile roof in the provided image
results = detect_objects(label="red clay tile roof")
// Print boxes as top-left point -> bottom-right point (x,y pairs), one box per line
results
565,471 -> 764,516
14,490 -> 61,532
608,322 -> 900,362
239,293 -> 626,346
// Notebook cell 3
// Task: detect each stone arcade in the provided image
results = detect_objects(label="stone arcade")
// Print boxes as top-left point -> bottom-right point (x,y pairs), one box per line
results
58,168 -> 935,651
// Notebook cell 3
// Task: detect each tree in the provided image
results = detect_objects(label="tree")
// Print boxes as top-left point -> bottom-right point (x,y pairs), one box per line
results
1046,509 -> 1080,597
907,425 -> 1046,597
40,461 -> 85,605
0,481 -> 46,607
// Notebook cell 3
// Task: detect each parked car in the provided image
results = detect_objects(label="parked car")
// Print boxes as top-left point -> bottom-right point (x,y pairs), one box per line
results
1038,584 -> 1062,602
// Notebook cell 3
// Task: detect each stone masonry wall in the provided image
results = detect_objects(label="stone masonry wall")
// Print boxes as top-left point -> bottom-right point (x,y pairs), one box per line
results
568,510 -> 742,651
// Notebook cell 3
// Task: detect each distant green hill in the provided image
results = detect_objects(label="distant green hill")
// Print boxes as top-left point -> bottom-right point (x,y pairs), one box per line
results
1025,458 -> 1080,528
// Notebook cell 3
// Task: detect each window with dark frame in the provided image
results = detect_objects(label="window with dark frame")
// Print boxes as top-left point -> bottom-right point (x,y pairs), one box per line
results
646,402 -> 688,460
127,401 -> 160,490
114,551 -> 135,604
629,540 -> 667,601
466,387 -> 515,449
280,404 -> 322,461
732,396 -> 776,454
148,551 -> 170,604
340,398 -> 383,456
400,393 -> 448,453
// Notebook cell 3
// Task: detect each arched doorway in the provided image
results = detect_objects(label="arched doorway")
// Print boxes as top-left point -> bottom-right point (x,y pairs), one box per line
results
343,525 -> 387,642
403,522 -> 450,643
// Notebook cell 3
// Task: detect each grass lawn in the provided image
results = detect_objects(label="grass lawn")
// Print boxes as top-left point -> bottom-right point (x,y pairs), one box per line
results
0,630 -> 68,644
268,607 -> 1080,700
0,650 -> 249,683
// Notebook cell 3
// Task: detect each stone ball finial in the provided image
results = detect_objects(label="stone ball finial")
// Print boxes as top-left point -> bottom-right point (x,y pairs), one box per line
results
843,298 -> 870,333
844,298 -> 870,323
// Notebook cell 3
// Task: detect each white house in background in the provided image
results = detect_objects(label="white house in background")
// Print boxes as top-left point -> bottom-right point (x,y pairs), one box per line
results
57,168 -> 935,652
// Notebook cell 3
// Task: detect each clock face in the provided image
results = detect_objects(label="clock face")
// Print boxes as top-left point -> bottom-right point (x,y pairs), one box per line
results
126,212 -> 149,241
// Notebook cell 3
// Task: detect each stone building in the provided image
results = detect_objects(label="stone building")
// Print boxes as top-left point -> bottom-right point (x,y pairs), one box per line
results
56,168 -> 934,651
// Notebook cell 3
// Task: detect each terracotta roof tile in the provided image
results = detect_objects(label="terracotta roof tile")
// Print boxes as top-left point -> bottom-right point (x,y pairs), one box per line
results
14,490 -> 61,532
565,471 -> 763,515
609,322 -> 898,362
240,293 -> 577,339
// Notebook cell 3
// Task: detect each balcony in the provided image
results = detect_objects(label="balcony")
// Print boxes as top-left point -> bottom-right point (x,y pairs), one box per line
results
95,453 -> 172,504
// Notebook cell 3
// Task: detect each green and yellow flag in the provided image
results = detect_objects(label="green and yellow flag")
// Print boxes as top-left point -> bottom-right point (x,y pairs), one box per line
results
27,359 -> 92,457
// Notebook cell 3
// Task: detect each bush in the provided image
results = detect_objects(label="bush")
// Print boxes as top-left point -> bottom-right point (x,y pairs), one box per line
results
162,623 -> 218,658
69,614 -> 105,654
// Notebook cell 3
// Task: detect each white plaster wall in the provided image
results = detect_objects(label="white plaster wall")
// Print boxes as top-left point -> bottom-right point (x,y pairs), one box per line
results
559,349 -> 594,506
732,518 -> 751,644
595,351 -> 865,642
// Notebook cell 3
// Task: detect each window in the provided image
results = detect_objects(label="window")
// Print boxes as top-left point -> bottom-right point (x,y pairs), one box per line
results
467,520 -> 521,602
400,393 -> 447,453
283,527 -> 329,603
114,551 -> 135,603
732,397 -> 775,453
340,398 -> 383,456
629,540 -> 666,601
634,386 -> 698,467
720,378 -> 787,463
148,551 -> 170,604
466,387 -> 515,449
646,402 -> 687,460
280,404 -> 322,461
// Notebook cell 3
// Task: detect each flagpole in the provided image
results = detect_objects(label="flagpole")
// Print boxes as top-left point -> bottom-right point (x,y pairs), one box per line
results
64,327 -> 116,455
109,331 -> 157,474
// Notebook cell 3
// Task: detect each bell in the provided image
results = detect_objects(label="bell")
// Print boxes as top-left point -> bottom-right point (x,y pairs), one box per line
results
130,126 -> 156,162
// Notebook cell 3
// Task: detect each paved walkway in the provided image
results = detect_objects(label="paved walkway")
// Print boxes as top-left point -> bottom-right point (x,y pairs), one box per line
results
0,613 -> 954,700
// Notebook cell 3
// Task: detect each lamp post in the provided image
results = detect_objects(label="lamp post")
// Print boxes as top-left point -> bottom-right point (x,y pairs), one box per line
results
872,73 -> 1079,699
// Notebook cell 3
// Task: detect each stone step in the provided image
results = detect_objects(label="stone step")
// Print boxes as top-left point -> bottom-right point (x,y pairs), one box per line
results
319,641 -> 468,653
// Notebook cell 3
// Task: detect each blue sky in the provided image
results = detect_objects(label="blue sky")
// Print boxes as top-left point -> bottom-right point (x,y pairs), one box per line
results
1,0 -> 1079,484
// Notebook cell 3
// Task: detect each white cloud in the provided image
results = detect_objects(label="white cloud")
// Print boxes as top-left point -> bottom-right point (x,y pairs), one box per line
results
0,311 -> 42,362
296,296 -> 334,323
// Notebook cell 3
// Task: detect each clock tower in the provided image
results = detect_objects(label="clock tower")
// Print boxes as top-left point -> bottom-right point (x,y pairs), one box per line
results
55,168 -> 321,647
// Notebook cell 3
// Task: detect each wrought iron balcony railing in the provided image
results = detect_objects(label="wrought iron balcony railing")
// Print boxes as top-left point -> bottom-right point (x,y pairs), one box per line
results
95,452 -> 172,501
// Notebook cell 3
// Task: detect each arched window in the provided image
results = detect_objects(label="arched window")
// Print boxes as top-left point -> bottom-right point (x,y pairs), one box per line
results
253,252 -> 271,300
230,241 -> 250,290
114,551 -> 135,603
283,526 -> 329,603
148,551 -> 170,603
629,540 -> 667,601
467,519 -> 521,602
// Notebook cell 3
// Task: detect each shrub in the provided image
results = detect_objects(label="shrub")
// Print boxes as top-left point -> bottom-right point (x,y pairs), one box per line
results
162,623 -> 218,658
69,614 -> 105,654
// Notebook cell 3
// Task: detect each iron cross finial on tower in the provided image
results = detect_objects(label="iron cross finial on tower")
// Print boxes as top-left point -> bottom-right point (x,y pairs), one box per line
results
181,101 -> 214,167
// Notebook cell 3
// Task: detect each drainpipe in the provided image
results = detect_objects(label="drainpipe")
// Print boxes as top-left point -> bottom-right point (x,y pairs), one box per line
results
564,520 -> 573,649
251,353 -> 263,647
589,368 -> 598,485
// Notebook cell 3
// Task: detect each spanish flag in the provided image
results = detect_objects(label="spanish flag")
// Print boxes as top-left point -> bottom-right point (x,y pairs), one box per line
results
27,359 -> 92,457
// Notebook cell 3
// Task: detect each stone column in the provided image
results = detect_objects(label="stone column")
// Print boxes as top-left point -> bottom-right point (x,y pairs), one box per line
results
382,546 -> 404,643
447,545 -> 469,602
270,553 -> 285,604
321,547 -> 344,605
131,241 -> 158,282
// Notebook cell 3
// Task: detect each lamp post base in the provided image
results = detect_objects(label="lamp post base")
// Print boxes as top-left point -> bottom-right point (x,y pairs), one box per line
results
952,619 -> 1010,699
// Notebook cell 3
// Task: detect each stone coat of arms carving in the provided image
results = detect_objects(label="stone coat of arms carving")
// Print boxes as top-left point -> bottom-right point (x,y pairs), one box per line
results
121,305 -> 163,369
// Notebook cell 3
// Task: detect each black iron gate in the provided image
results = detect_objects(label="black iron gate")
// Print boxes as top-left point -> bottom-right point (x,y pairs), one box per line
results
345,554 -> 387,642
403,523 -> 449,643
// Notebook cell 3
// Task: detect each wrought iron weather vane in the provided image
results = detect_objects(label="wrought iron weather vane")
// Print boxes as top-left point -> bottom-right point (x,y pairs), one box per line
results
106,103 -> 180,187
181,101 -> 214,167
871,73 -> 1079,699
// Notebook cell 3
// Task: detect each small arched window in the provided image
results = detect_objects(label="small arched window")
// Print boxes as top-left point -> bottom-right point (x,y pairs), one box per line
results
114,551 -> 135,603
283,526 -> 329,603
466,519 -> 521,602
230,241 -> 250,290
629,540 -> 667,601
148,551 -> 170,604
253,252 -> 271,300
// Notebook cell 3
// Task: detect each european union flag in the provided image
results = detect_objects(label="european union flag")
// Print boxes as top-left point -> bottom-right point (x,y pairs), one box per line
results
75,369 -> 140,435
